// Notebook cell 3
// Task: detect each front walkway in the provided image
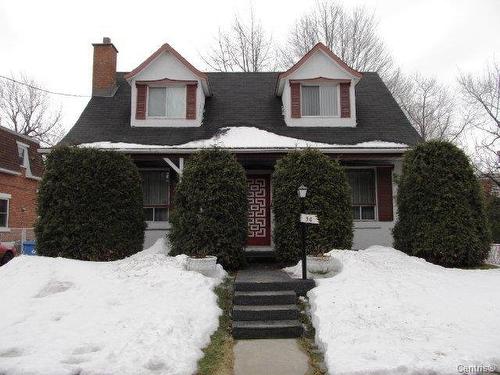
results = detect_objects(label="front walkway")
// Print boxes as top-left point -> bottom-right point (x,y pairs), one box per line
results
234,339 -> 309,375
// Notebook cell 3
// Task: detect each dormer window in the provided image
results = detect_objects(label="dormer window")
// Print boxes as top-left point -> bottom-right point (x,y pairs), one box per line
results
301,85 -> 339,117
148,86 -> 186,118
16,142 -> 29,168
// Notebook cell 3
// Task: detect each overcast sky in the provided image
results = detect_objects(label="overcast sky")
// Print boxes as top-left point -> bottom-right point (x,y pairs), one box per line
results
0,0 -> 499,134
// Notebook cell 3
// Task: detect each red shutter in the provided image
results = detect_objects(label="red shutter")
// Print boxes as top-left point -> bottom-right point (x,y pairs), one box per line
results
290,82 -> 301,118
377,167 -> 394,221
340,82 -> 351,118
136,84 -> 147,120
186,84 -> 197,119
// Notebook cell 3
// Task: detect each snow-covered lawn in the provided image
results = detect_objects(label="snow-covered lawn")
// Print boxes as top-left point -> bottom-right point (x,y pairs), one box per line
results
290,246 -> 500,374
0,239 -> 225,375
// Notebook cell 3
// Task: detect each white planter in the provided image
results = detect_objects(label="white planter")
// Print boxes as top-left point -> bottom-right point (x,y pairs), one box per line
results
307,255 -> 334,274
186,256 -> 217,275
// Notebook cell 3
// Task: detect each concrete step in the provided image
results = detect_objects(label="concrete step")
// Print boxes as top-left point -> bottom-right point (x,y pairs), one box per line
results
233,304 -> 299,321
233,320 -> 303,339
244,250 -> 277,263
234,280 -> 295,292
233,290 -> 297,306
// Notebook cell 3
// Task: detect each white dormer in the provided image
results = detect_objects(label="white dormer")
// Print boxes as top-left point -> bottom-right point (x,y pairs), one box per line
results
276,43 -> 362,127
125,44 -> 211,128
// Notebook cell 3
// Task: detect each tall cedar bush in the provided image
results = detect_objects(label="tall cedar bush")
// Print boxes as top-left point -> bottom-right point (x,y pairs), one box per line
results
272,149 -> 353,264
169,149 -> 248,270
486,195 -> 500,243
36,147 -> 146,261
393,141 -> 491,267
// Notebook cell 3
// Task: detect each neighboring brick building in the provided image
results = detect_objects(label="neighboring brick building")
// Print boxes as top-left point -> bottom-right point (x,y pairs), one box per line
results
0,125 -> 43,243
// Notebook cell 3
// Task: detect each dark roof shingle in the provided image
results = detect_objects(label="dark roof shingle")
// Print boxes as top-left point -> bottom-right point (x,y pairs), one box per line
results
61,72 -> 421,147
0,126 -> 44,177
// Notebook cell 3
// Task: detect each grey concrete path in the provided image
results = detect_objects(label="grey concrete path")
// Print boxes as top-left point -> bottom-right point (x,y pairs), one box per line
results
234,339 -> 309,375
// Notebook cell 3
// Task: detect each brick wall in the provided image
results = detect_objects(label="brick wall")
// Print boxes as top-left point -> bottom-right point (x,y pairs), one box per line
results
0,170 -> 39,242
92,40 -> 117,97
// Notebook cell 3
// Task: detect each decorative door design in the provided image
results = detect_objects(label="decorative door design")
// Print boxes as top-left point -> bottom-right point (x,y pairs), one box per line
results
247,175 -> 271,246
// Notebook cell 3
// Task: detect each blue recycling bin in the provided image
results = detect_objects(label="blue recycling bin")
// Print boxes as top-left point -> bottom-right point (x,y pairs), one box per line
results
22,241 -> 37,255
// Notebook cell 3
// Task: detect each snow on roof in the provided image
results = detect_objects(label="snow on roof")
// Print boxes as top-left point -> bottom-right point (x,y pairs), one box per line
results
78,127 -> 408,151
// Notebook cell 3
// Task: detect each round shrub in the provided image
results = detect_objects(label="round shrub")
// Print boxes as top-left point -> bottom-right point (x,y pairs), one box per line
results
272,149 -> 353,264
36,147 -> 146,261
169,148 -> 248,270
393,141 -> 491,267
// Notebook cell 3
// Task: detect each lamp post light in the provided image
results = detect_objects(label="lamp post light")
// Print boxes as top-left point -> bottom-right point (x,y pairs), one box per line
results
298,185 -> 307,279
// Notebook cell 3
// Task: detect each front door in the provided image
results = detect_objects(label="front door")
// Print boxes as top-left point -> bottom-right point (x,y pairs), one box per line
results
247,175 -> 271,246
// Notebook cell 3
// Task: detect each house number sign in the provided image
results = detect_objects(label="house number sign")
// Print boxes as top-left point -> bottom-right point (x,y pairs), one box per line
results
300,214 -> 319,225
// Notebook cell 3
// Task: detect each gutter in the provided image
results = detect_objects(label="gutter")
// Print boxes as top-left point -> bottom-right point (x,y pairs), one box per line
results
39,146 -> 409,155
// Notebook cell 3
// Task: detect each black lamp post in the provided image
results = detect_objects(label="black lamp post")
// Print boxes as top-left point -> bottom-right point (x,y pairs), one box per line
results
298,184 -> 307,280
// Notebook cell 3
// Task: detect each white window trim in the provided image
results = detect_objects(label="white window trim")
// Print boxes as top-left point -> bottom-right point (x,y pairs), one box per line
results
345,167 -> 378,222
16,141 -> 30,169
15,141 -> 41,180
300,84 -> 341,118
146,86 -> 187,120
0,193 -> 11,231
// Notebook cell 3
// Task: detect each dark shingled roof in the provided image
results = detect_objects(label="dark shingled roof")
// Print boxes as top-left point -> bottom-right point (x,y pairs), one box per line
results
0,126 -> 44,177
61,72 -> 421,147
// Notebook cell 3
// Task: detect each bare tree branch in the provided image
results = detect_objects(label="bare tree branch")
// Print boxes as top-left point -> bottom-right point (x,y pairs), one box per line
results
0,73 -> 63,145
458,59 -> 500,186
392,73 -> 469,142
201,6 -> 275,72
280,0 -> 394,78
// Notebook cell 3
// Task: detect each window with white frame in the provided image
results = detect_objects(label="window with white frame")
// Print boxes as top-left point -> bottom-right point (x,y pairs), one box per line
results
301,85 -> 339,117
0,194 -> 10,229
141,170 -> 169,222
17,142 -> 29,168
148,86 -> 186,118
346,169 -> 376,220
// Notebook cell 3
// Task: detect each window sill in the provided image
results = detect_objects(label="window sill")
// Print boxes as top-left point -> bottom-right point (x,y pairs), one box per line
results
131,119 -> 200,128
146,221 -> 171,230
147,116 -> 187,120
301,115 -> 340,119
0,227 -> 11,233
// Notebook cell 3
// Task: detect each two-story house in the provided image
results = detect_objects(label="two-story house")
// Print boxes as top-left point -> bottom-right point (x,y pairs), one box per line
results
57,37 -> 420,249
0,126 -> 43,247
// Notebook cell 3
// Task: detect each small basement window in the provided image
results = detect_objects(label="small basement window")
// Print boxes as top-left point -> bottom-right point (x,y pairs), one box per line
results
301,85 -> 339,117
346,169 -> 376,221
148,86 -> 186,118
141,170 -> 169,222
0,195 -> 10,229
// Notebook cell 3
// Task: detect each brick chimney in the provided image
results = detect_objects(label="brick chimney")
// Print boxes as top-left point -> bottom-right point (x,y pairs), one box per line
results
92,37 -> 118,97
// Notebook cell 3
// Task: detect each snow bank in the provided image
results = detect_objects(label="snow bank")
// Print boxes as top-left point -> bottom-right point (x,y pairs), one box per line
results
307,246 -> 500,374
0,238 -> 226,375
79,127 -> 408,150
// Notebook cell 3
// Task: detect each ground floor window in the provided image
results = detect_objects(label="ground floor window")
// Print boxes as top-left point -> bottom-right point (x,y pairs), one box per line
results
0,194 -> 10,228
346,169 -> 376,220
140,170 -> 169,222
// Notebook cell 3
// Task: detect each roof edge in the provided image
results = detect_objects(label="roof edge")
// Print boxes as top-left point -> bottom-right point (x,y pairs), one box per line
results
279,43 -> 363,81
124,43 -> 208,81
39,146 -> 409,155
0,125 -> 40,145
